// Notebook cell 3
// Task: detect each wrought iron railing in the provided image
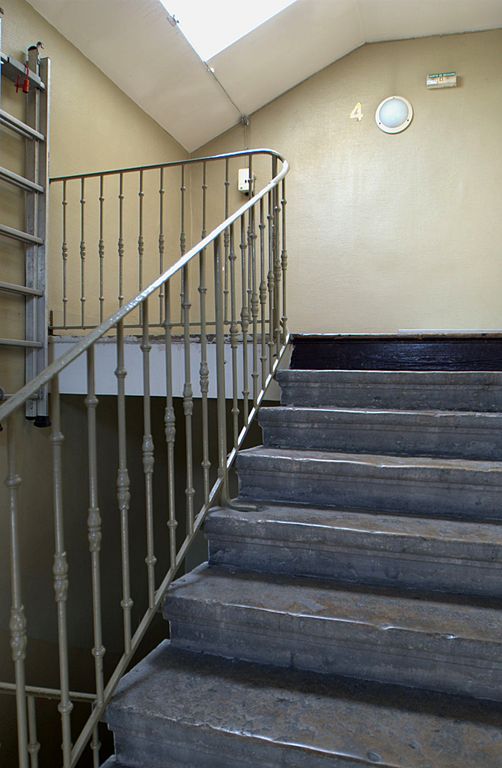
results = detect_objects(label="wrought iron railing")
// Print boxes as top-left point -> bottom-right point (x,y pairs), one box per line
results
0,149 -> 289,767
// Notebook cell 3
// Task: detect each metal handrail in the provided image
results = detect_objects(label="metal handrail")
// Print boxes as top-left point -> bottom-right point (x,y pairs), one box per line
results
50,147 -> 284,182
1,147 -> 290,767
0,149 -> 288,422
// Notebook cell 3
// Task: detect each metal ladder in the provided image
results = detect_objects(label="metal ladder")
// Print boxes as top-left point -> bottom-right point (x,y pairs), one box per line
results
0,9 -> 50,424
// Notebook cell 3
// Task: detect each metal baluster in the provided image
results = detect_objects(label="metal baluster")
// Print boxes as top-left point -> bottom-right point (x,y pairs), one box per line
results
223,158 -> 230,323
249,201 -> 259,404
6,416 -> 29,768
199,163 -> 211,502
179,166 -> 186,324
259,198 -> 267,388
138,171 -> 145,293
51,372 -> 73,766
164,283 -> 177,567
98,176 -> 105,324
61,180 -> 68,328
141,299 -> 156,607
229,224 -> 240,446
240,215 -> 250,425
267,190 -> 275,373
281,178 -> 288,343
115,321 -> 133,652
214,234 -> 228,502
118,173 -> 125,309
180,166 -> 186,257
158,168 -> 165,325
27,696 -> 40,768
181,263 -> 195,536
85,347 -> 105,707
80,178 -> 86,327
272,157 -> 282,356
90,725 -> 100,768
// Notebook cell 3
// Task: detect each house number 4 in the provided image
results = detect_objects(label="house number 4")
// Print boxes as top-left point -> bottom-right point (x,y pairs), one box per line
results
350,102 -> 363,122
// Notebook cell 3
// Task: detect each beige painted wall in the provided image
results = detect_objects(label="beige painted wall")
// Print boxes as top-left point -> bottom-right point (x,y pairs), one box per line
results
0,0 -> 188,390
197,29 -> 502,334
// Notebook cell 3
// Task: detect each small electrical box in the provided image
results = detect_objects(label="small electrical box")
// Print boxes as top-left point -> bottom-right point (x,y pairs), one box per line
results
238,168 -> 253,195
426,72 -> 457,89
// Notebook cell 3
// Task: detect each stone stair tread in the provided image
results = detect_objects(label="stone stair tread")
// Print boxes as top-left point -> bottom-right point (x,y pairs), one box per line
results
238,446 -> 502,473
107,641 -> 502,768
276,369 -> 502,411
166,564 -> 502,647
207,503 -> 502,551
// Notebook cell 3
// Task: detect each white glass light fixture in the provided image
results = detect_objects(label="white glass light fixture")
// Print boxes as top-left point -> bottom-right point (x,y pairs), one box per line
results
163,0 -> 297,61
375,96 -> 413,134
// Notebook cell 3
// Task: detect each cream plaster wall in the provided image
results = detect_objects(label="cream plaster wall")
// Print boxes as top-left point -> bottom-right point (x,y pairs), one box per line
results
0,0 -> 188,390
197,30 -> 502,334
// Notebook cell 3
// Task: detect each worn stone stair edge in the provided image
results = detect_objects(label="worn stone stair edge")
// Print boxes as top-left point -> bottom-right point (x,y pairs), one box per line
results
206,505 -> 502,554
106,642 -> 502,768
276,369 -> 502,384
165,566 -> 502,654
206,505 -> 502,563
260,406 -> 502,426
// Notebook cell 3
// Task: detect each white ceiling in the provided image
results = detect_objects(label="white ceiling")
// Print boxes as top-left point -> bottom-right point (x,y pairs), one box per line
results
28,0 -> 502,152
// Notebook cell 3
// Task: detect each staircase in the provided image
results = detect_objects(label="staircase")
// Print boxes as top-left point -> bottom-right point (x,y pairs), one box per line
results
105,340 -> 502,767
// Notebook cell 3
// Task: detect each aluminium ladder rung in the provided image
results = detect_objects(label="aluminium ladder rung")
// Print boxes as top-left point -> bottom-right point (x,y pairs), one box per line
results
0,280 -> 43,297
0,166 -> 44,193
0,223 -> 43,245
0,51 -> 45,90
0,108 -> 45,141
0,337 -> 43,349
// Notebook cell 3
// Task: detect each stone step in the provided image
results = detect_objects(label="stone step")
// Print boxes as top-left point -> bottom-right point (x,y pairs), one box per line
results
277,369 -> 502,411
237,447 -> 502,520
206,504 -> 502,597
106,641 -> 502,768
164,564 -> 502,701
259,406 -> 502,459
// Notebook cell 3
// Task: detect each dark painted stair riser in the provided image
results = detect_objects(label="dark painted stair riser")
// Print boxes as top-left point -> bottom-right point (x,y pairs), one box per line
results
164,565 -> 502,702
259,406 -> 502,459
206,505 -> 502,598
290,334 -> 502,371
277,369 -> 502,411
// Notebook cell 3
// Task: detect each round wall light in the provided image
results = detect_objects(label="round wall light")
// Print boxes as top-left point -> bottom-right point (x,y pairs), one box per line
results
375,96 -> 413,134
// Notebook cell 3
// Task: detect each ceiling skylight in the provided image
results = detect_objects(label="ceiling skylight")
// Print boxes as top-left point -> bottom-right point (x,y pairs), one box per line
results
164,0 -> 297,61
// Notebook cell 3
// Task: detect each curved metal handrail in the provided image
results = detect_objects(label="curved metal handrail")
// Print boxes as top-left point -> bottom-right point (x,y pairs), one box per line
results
50,147 -> 285,182
0,149 -> 288,421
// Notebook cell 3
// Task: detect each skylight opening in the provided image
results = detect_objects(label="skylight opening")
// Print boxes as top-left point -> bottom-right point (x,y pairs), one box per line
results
164,0 -> 297,61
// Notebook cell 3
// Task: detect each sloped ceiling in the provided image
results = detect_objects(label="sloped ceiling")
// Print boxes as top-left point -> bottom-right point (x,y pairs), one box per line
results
28,0 -> 502,151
